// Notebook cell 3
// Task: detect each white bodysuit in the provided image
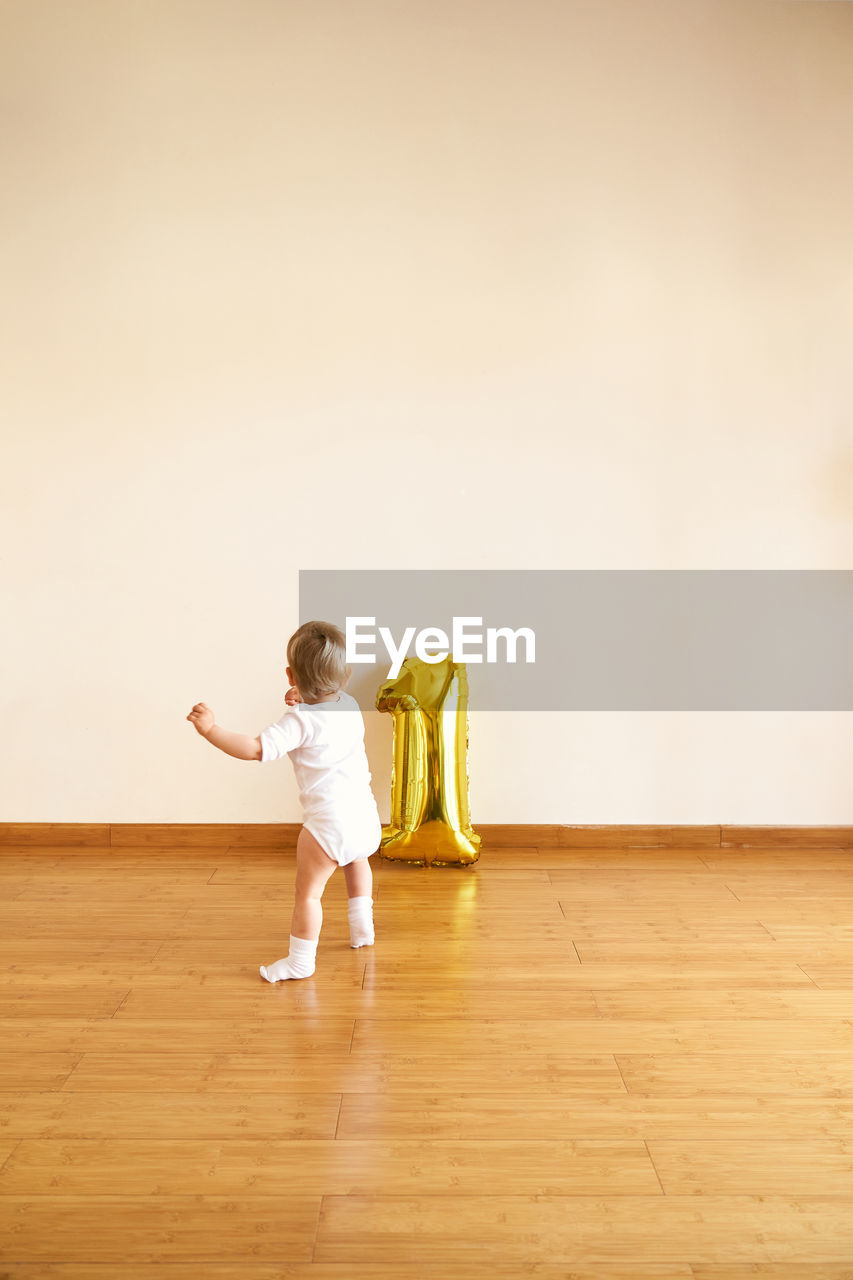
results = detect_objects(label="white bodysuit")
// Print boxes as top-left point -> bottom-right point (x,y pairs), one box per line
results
259,690 -> 382,866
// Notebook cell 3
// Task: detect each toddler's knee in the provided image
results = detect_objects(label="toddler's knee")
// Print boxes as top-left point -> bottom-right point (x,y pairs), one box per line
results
297,888 -> 324,904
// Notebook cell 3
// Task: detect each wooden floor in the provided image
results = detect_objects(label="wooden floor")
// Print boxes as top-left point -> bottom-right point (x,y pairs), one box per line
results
2,841 -> 853,1277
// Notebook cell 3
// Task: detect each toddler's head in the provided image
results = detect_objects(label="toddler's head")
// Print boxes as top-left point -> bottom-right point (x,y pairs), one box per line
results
286,620 -> 350,704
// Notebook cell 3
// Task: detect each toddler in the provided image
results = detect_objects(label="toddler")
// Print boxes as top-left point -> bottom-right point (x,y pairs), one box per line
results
186,620 -> 381,980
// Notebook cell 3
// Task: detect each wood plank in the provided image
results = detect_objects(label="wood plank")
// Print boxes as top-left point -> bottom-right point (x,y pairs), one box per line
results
0,1137 -> 662,1196
0,1092 -> 341,1139
551,899 -> 758,917
547,870 -> 738,897
584,947 -> 853,969
208,860 -> 549,884
800,966 -> 853,989
691,1268 -> 853,1280
0,904 -> 192,938
561,922 -> 778,944
0,939 -> 165,968
114,986 -> 600,1021
152,936 -> 580,962
13,884 -> 210,904
572,941 -> 843,962
221,844 -> 300,858
137,964 -> 365,988
150,939 -> 581,970
0,1264 -> 696,1279
0,1195 -> 318,1262
365,875 -> 557,895
0,854 -> 61,870
0,1021 -> 113,1053
617,1053 -> 853,1096
722,872 -> 853,897
23,856 -> 222,876
98,974 -> 827,1020
13,865 -> 217,898
594,989 -> 853,1019
337,1091 -> 853,1141
497,847 -> 711,868
703,851 -> 853,871
540,848 -> 715,869
647,1138 -> 853,1195
0,846 -> 221,860
18,964 -> 363,990
139,939 -> 367,972
354,938 -> 583,963
1,1017 -> 357,1055
0,987 -> 128,1018
361,962 -> 817,990
314,1194 -> 853,1265
170,907 -> 570,934
199,893 -> 569,913
62,1051 -> 626,1095
745,922 -> 853,946
730,901 -> 853,921
351,1017 -> 853,1054
0,1053 -> 80,1091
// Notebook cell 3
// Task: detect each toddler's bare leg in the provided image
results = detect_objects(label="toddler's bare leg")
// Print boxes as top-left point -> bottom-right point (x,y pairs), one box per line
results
344,856 -> 372,901
345,855 -> 375,948
259,828 -> 337,982
290,827 -> 337,940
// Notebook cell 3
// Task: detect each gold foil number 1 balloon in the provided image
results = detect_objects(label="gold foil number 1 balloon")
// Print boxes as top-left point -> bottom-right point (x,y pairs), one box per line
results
375,655 -> 481,866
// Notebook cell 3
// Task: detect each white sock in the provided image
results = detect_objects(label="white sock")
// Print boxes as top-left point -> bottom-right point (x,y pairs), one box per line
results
260,934 -> 318,982
347,896 -> 374,949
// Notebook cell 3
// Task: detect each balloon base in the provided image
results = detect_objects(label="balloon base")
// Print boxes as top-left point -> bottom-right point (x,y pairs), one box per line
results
379,821 -> 481,867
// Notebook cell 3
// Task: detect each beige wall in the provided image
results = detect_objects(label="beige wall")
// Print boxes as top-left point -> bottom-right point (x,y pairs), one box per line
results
2,0 -> 852,823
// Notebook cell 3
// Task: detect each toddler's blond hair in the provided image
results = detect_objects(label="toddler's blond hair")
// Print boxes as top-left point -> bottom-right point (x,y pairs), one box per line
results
287,620 -> 350,703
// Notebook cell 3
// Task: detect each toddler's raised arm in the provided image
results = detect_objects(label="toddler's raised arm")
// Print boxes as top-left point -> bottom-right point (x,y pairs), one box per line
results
187,702 -> 262,760
204,724 -> 262,761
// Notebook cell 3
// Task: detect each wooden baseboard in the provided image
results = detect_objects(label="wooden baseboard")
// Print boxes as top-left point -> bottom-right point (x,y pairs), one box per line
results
476,824 -> 723,848
0,824 -> 301,849
719,825 -> 853,849
1,822 -> 852,849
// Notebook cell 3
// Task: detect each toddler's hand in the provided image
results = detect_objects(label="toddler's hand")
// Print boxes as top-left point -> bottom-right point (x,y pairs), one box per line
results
187,702 -> 216,736
284,686 -> 302,707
